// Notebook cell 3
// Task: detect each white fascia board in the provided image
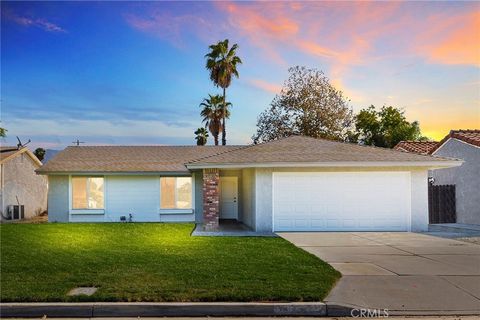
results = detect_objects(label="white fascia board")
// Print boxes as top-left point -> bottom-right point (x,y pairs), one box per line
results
38,171 -> 192,176
185,160 -> 463,170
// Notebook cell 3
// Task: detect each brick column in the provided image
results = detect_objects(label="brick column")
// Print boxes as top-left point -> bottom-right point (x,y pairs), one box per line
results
203,168 -> 220,230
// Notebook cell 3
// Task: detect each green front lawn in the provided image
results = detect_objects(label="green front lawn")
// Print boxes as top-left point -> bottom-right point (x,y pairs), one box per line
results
0,223 -> 340,302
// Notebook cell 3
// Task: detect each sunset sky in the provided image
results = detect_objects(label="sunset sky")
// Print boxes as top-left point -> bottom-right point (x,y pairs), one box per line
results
1,1 -> 479,149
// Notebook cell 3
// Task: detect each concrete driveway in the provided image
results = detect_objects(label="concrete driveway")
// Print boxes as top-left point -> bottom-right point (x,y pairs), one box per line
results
278,232 -> 480,313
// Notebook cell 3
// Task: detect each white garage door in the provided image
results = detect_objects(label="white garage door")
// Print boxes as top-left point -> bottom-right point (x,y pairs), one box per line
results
273,172 -> 411,231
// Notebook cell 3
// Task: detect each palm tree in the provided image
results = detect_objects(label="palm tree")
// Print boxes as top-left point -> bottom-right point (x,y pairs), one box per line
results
194,127 -> 209,146
199,94 -> 231,145
205,39 -> 242,145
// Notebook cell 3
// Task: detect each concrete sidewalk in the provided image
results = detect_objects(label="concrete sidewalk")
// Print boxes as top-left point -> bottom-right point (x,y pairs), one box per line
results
6,317 -> 480,320
279,232 -> 480,314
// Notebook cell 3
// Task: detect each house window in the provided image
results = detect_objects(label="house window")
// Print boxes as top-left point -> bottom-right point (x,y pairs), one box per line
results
72,177 -> 104,209
160,177 -> 192,209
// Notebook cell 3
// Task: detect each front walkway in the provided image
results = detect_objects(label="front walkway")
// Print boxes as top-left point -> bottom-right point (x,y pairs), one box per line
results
279,232 -> 480,313
192,220 -> 275,237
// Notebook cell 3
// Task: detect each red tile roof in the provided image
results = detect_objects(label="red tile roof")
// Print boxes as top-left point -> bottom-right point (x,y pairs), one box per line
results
429,130 -> 480,154
393,141 -> 439,155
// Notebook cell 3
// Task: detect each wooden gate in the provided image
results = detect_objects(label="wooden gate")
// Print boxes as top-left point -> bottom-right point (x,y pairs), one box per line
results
428,184 -> 456,224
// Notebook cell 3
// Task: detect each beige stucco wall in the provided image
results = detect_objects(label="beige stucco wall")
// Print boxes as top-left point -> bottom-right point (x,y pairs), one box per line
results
1,153 -> 47,220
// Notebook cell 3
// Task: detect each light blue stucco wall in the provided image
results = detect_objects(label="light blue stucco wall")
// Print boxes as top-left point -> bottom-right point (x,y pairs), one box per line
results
241,168 -> 256,230
47,175 -> 69,222
47,174 -> 197,223
105,176 -> 161,222
431,138 -> 480,225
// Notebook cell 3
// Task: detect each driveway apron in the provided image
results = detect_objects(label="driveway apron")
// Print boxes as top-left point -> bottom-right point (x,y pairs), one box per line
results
279,232 -> 480,313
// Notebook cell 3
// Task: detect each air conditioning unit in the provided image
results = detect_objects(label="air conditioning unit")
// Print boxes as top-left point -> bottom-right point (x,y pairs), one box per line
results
7,205 -> 25,220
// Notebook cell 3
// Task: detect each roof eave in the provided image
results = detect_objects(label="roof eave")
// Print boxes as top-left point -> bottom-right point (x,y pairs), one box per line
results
1,148 -> 42,167
185,160 -> 463,170
36,170 -> 192,176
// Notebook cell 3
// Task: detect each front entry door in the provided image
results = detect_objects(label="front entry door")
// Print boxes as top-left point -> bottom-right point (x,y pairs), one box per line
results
220,177 -> 238,219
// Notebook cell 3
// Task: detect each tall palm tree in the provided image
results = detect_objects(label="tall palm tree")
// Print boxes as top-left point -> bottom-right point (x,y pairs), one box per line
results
194,127 -> 209,146
205,39 -> 242,145
199,94 -> 231,145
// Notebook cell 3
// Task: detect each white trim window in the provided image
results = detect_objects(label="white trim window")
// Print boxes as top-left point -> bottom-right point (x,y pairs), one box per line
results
160,177 -> 192,209
71,177 -> 105,209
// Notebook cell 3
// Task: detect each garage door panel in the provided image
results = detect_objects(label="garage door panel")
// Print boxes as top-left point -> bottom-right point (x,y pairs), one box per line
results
273,172 -> 410,232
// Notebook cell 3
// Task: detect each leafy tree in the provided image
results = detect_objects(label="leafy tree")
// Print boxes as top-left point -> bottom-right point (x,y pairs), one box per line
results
252,66 -> 354,144
353,105 -> 427,148
205,39 -> 242,145
0,125 -> 6,138
194,127 -> 209,146
199,94 -> 231,145
34,147 -> 46,161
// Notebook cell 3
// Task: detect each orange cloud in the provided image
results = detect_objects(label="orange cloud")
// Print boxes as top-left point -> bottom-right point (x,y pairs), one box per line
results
215,1 -> 395,93
214,1 -> 300,64
248,79 -> 282,94
425,12 -> 480,66
296,41 -> 336,59
218,2 -> 299,39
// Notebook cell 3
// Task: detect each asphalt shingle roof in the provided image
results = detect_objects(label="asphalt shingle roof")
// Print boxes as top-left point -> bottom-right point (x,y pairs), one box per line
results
188,135 -> 455,165
36,145 -> 242,173
37,136 -> 458,174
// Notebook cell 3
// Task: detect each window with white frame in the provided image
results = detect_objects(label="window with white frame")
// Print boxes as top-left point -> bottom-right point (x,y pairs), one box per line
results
72,177 -> 104,209
160,177 -> 192,209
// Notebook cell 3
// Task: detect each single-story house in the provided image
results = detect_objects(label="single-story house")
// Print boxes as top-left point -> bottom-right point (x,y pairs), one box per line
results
428,130 -> 480,225
37,135 -> 461,232
1,146 -> 48,220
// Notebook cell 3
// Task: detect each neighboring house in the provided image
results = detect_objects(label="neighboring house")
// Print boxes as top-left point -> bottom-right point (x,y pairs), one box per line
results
428,130 -> 480,225
0,146 -> 48,220
36,135 -> 460,232
394,141 -> 438,155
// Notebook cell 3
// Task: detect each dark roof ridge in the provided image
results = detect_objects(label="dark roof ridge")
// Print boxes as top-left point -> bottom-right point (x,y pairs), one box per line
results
186,145 -> 253,164
64,145 -> 244,148
185,145 -> 247,164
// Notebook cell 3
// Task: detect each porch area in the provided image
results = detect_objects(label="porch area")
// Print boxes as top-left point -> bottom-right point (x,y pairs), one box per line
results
192,219 -> 274,237
195,168 -> 273,236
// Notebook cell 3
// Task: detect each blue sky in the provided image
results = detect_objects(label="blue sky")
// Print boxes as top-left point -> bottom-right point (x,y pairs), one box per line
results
1,1 -> 479,149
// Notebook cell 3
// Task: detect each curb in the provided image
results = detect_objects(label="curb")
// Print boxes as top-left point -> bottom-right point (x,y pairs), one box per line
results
0,302 -> 329,318
3,302 -> 478,318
